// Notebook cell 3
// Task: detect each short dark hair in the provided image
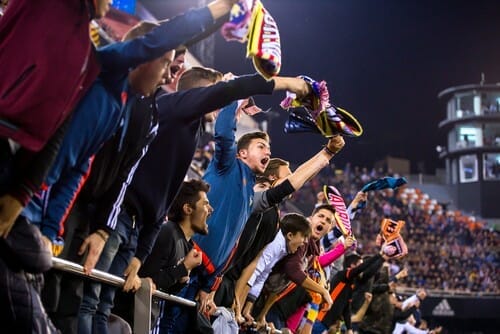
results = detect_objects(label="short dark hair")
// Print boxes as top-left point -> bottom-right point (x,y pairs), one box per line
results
311,203 -> 335,216
174,46 -> 187,58
255,175 -> 272,185
237,132 -> 269,152
344,253 -> 362,269
263,158 -> 289,179
280,213 -> 311,237
177,66 -> 223,91
122,21 -> 159,41
167,179 -> 210,223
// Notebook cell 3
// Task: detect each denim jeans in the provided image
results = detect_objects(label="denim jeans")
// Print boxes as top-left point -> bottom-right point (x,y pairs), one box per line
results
78,211 -> 138,334
161,275 -> 200,334
43,201 -> 89,333
266,308 -> 286,332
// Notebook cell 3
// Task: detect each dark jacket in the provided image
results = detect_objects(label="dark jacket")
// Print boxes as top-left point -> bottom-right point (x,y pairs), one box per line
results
227,180 -> 296,281
320,254 -> 385,330
80,93 -> 159,235
0,217 -> 56,333
359,265 -> 394,334
139,221 -> 193,294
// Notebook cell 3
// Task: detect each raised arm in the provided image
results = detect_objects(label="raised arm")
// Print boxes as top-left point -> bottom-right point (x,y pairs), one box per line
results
98,0 -> 238,72
318,236 -> 354,268
41,158 -> 93,243
211,102 -> 239,174
347,191 -> 367,220
273,77 -> 311,98
286,135 -> 345,190
165,73 -> 310,125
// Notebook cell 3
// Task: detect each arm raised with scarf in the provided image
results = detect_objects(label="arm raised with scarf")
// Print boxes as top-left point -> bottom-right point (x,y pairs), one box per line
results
251,135 -> 345,213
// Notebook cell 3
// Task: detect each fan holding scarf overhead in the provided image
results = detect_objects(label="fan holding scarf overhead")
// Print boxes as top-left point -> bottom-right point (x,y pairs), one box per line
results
348,176 -> 408,219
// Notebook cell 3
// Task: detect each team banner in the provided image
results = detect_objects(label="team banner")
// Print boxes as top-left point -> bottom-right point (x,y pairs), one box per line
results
324,185 -> 352,236
380,218 -> 405,241
382,235 -> 408,258
380,218 -> 408,258
281,75 -> 330,117
246,0 -> 281,78
315,106 -> 363,137
283,108 -> 320,135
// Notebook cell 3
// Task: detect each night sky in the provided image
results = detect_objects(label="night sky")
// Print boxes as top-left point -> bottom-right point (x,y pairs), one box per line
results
142,0 -> 500,173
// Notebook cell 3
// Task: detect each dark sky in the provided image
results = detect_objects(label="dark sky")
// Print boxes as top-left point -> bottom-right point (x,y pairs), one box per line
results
142,0 -> 500,173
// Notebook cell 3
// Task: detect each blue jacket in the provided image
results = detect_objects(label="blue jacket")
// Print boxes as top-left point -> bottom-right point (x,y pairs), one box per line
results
192,102 -> 256,290
123,74 -> 274,262
22,6 -> 215,241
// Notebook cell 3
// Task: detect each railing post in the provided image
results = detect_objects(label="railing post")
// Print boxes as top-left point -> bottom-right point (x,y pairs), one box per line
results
134,278 -> 153,334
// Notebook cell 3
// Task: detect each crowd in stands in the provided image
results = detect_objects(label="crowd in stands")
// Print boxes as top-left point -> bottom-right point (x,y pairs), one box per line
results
1,1 -> 498,334
280,164 -> 499,295
189,144 -> 500,296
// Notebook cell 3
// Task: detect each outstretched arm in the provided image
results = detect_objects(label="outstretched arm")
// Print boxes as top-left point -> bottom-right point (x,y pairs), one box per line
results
287,135 -> 345,190
98,0 -> 238,72
347,191 -> 367,220
273,77 -> 311,98
250,136 -> 344,214
318,236 -> 354,267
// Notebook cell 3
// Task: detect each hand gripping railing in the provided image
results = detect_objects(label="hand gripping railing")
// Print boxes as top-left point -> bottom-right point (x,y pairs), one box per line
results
52,258 -> 287,333
52,257 -> 195,333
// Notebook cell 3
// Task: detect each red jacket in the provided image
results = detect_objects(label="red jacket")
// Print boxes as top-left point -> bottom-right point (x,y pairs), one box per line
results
0,0 -> 100,152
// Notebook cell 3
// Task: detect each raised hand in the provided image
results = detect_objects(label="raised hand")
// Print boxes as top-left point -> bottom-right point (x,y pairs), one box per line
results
326,135 -> 345,154
344,235 -> 355,248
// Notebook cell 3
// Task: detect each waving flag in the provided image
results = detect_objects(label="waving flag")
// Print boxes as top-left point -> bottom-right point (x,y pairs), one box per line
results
221,0 -> 281,78
380,218 -> 408,258
324,185 -> 352,236
361,176 -> 407,193
281,75 -> 363,138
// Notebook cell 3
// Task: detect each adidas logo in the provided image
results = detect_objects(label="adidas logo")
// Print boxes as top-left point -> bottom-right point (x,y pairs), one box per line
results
432,298 -> 455,316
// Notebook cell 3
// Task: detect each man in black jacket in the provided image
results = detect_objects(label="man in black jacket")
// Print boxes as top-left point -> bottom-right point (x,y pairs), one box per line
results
143,179 -> 212,331
114,179 -> 213,331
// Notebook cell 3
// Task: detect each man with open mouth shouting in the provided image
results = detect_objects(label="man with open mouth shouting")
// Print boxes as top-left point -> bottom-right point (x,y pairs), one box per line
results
167,73 -> 309,332
248,204 -> 355,331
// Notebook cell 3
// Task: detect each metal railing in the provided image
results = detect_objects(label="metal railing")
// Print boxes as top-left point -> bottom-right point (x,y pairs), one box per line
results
52,258 -> 283,333
52,257 -> 196,306
396,286 -> 500,298
52,257 -> 194,334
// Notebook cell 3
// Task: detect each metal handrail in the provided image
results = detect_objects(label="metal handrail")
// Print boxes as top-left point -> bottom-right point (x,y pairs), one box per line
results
52,258 -> 289,333
52,257 -> 195,307
396,286 -> 500,298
